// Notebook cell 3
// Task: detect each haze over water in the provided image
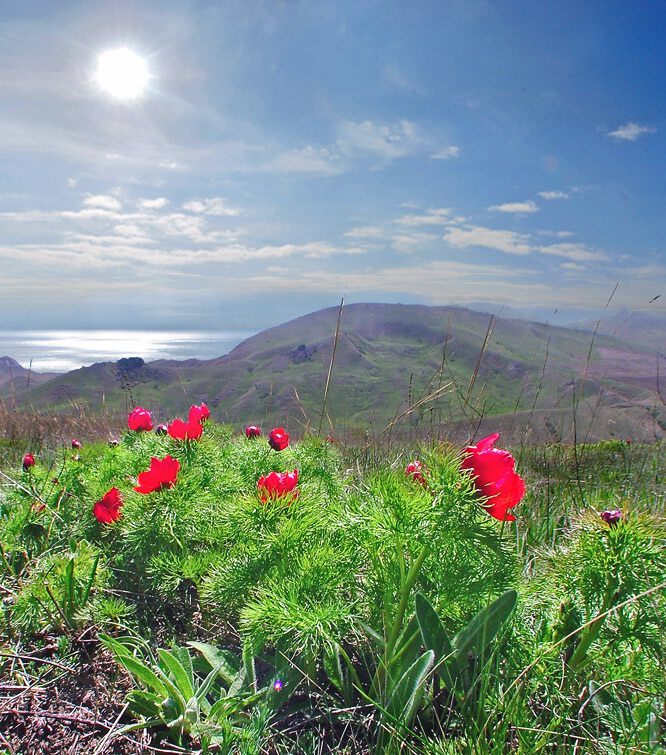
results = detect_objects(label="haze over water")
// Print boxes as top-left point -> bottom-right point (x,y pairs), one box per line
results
0,331 -> 255,373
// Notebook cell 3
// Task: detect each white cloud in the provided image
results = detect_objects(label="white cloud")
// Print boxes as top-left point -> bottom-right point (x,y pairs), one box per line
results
336,119 -> 424,159
443,220 -> 609,263
488,200 -> 539,214
343,226 -> 385,239
139,197 -> 169,210
561,262 -> 585,271
444,225 -> 532,255
82,194 -> 122,211
182,197 -> 240,216
607,122 -> 656,141
266,146 -> 343,175
395,208 -> 456,226
430,145 -> 461,160
391,232 -> 439,254
537,242 -> 608,262
538,190 -> 569,200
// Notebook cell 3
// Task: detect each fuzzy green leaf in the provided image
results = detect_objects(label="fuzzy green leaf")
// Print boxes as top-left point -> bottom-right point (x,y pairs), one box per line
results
453,589 -> 517,663
158,649 -> 195,701
187,641 -> 240,686
415,593 -> 458,687
384,649 -> 434,728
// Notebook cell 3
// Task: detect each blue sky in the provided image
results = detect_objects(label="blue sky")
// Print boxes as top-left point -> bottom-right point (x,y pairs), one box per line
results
0,0 -> 664,330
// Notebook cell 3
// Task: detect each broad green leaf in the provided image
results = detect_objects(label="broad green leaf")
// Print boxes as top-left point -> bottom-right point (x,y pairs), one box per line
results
453,589 -> 517,663
171,645 -> 194,688
116,654 -> 169,697
384,650 -> 434,728
158,649 -> 195,701
195,667 -> 222,710
126,690 -> 161,719
188,641 -> 239,685
415,593 -> 458,687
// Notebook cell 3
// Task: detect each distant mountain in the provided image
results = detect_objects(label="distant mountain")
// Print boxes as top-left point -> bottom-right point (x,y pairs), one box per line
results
5,303 -> 664,443
0,356 -> 56,394
573,309 -> 666,353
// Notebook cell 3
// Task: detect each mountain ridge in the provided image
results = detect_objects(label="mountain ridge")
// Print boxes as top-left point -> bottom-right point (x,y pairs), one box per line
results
2,303 -> 663,443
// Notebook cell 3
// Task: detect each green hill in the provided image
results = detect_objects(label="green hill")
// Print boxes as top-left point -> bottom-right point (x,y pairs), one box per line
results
6,303 -> 664,442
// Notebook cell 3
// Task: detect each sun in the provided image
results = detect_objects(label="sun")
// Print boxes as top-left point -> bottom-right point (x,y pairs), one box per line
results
94,47 -> 150,100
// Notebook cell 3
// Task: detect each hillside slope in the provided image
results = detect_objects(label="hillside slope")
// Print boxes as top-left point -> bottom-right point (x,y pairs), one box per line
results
7,304 -> 664,442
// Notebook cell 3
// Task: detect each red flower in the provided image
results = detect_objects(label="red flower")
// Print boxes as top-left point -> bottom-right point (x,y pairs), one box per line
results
71,439 -> 82,449
22,453 -> 35,472
257,470 -> 299,503
168,416 -> 204,441
245,425 -> 262,439
460,433 -> 525,521
405,460 -> 426,485
134,455 -> 180,494
93,487 -> 124,524
268,427 -> 289,451
189,403 -> 210,423
128,406 -> 153,432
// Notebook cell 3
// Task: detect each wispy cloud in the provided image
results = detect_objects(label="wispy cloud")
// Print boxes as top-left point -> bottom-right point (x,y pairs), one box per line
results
430,145 -> 461,160
607,122 -> 657,141
83,194 -> 122,211
336,119 -> 424,159
343,226 -> 385,239
538,190 -> 569,200
264,146 -> 344,176
181,197 -> 240,216
391,232 -> 439,254
444,222 -> 608,262
537,242 -> 608,262
395,208 -> 456,227
488,200 -> 539,214
445,225 -> 532,255
139,198 -> 170,210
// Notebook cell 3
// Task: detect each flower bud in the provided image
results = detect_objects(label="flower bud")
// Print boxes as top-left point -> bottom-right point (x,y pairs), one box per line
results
600,509 -> 622,526
245,425 -> 262,439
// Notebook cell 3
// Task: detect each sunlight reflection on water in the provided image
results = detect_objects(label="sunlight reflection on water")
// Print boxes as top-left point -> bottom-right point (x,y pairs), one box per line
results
0,330 -> 254,373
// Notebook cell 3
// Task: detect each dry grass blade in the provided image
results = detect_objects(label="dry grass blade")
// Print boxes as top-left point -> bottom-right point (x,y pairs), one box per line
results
318,297 -> 345,436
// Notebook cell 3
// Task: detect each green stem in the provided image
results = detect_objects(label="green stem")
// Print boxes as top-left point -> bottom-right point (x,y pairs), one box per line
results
372,544 -> 429,699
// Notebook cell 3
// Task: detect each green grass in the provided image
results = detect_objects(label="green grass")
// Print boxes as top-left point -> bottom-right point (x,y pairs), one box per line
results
0,418 -> 664,753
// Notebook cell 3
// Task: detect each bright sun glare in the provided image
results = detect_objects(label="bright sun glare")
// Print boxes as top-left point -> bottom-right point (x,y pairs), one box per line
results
94,47 -> 150,100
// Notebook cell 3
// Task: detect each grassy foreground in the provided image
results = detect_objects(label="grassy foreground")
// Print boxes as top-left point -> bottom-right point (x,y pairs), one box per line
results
0,417 -> 664,754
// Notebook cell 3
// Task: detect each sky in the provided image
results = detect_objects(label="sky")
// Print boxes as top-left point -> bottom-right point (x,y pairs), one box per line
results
0,0 -> 664,331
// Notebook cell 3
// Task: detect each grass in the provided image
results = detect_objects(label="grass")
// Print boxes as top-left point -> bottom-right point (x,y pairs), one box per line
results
0,407 -> 664,753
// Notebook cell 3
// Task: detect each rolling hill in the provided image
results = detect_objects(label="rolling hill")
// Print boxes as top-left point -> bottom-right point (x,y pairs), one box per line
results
3,303 -> 664,443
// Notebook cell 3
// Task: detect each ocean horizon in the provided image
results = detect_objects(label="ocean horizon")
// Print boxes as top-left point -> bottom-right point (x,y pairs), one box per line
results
0,330 -> 256,373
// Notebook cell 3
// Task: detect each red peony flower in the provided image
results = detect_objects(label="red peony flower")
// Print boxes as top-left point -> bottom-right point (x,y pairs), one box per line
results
189,403 -> 210,423
168,416 -> 204,441
405,460 -> 426,485
245,425 -> 262,439
22,453 -> 35,472
93,487 -> 124,524
71,439 -> 82,449
134,455 -> 180,494
460,433 -> 525,521
268,427 -> 289,451
128,406 -> 153,432
257,470 -> 299,503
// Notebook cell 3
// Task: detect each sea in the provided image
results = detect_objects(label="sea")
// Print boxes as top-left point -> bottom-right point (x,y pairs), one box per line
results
0,330 -> 255,373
